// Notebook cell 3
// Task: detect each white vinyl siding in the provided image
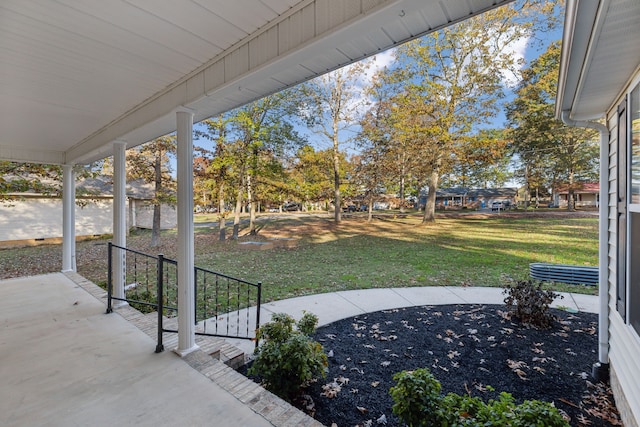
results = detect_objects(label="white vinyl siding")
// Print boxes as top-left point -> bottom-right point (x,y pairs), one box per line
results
0,198 -> 114,242
607,71 -> 640,425
0,198 -> 177,243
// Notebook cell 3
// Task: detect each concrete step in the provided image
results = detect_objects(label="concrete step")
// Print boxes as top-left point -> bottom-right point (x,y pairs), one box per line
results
128,307 -> 247,368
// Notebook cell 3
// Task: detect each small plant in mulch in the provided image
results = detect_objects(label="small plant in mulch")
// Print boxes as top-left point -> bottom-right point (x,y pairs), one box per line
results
389,367 -> 570,427
503,279 -> 562,328
248,311 -> 328,401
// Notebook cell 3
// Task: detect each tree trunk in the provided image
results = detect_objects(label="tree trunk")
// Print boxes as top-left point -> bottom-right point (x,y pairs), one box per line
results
218,183 -> 225,241
151,203 -> 161,247
399,160 -> 406,213
232,183 -> 243,239
150,153 -> 162,247
423,169 -> 439,223
524,165 -> 530,209
247,173 -> 257,235
367,194 -> 374,222
567,169 -> 576,211
333,139 -> 342,223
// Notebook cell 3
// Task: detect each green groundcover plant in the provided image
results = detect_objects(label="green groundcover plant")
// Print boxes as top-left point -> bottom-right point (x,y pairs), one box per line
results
249,312 -> 328,401
390,368 -> 569,427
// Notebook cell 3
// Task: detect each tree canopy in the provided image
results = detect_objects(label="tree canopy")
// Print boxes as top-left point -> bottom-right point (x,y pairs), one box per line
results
507,41 -> 599,209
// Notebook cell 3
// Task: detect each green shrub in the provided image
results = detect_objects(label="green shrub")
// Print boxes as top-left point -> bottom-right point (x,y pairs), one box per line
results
248,312 -> 327,400
503,280 -> 562,328
389,368 -> 569,427
512,399 -> 570,427
389,368 -> 443,426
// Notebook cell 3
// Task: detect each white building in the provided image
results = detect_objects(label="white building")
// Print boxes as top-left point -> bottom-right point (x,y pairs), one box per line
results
0,177 -> 176,246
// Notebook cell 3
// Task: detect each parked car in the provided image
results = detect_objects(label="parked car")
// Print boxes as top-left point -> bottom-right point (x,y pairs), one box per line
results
342,205 -> 357,212
283,202 -> 301,211
491,201 -> 511,211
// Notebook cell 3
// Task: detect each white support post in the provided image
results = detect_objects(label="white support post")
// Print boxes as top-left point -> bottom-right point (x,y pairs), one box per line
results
62,165 -> 76,272
176,107 -> 198,356
113,140 -> 127,305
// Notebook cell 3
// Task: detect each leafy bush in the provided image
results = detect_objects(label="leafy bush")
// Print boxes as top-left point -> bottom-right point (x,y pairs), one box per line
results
248,312 -> 327,400
390,368 -> 569,427
503,280 -> 562,328
389,368 -> 442,426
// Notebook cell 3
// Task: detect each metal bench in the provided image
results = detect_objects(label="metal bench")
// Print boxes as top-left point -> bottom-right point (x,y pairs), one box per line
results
529,262 -> 598,286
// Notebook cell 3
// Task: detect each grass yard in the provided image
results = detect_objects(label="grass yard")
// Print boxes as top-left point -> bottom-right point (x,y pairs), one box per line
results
190,213 -> 598,301
0,212 -> 598,302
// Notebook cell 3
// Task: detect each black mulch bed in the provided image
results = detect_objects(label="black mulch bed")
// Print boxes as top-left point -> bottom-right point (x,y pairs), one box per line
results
242,304 -> 622,427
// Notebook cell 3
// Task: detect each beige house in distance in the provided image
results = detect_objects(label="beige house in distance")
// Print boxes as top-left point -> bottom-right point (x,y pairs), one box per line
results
555,182 -> 600,208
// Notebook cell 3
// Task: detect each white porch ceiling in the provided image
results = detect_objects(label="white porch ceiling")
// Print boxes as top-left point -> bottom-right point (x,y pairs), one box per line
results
556,0 -> 640,121
1,0 -> 512,165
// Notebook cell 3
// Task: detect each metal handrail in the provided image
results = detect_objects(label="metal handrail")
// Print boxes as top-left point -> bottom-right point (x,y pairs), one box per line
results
106,242 -> 262,353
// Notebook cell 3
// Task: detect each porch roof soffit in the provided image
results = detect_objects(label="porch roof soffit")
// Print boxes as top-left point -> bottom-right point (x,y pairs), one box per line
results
556,0 -> 640,122
0,0 -> 513,166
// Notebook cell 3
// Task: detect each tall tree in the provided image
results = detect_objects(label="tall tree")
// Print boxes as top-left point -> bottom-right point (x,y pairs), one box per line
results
194,116 -> 233,240
127,136 -> 176,246
385,1 -> 553,222
449,129 -> 512,188
226,92 -> 304,237
356,84 -> 394,220
299,62 -> 370,222
507,41 -> 598,210
289,145 -> 334,208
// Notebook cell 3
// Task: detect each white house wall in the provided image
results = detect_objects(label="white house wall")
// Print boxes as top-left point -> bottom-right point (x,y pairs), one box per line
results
606,71 -> 640,427
130,200 -> 177,231
0,198 -> 177,244
0,199 -> 113,242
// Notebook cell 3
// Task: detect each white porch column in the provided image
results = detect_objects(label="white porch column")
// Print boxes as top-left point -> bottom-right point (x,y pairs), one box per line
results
176,107 -> 198,356
62,165 -> 76,272
113,140 -> 127,305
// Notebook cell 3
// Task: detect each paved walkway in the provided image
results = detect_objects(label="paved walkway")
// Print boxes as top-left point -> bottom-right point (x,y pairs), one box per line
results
228,285 -> 599,356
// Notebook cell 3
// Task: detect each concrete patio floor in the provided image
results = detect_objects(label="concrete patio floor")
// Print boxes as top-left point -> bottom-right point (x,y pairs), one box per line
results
0,272 -> 599,427
0,273 -> 289,427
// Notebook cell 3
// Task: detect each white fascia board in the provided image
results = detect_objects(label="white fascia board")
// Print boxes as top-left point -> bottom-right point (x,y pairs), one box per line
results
0,145 -> 66,165
555,0 -> 605,120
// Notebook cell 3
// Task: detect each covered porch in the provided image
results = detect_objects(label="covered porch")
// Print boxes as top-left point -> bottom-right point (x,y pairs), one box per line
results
1,1 -> 519,424
0,272 -> 313,426
0,0 -> 515,358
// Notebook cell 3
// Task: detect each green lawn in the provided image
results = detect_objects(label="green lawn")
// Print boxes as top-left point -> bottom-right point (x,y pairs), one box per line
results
1,213 -> 598,303
188,214 -> 598,302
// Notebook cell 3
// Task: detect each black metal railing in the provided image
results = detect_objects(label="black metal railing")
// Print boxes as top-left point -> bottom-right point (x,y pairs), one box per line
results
106,242 -> 261,353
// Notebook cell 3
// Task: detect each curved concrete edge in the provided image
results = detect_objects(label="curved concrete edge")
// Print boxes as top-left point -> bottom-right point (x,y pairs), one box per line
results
258,286 -> 598,328
226,286 -> 598,357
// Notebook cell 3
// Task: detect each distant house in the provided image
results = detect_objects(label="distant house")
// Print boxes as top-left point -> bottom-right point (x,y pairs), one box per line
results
435,188 -> 468,208
555,183 -> 599,208
467,188 -> 518,210
0,176 -> 176,246
420,187 -> 518,210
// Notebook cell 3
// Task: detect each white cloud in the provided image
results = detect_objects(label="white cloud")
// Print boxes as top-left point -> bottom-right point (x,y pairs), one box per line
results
500,33 -> 530,88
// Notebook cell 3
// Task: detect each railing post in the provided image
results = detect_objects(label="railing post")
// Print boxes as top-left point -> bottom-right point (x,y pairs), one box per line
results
106,242 -> 113,314
155,254 -> 165,353
194,268 -> 198,326
255,281 -> 262,349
